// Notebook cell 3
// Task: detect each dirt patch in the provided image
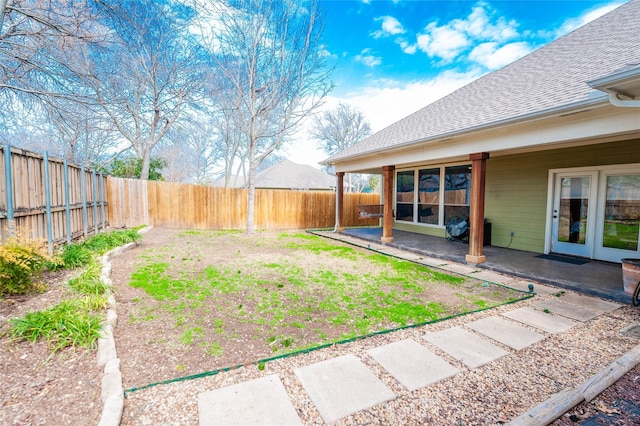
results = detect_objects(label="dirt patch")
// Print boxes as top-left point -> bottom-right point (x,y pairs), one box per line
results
0,269 -> 101,426
109,228 -> 524,390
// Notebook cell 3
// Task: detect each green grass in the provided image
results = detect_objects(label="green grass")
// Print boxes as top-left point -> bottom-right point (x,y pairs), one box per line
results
127,231 -> 526,358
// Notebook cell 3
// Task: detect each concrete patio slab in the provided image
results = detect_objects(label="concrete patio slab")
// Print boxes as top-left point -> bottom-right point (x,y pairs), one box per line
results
294,354 -> 395,424
423,327 -> 509,369
465,317 -> 545,350
533,299 -> 599,322
502,307 -> 577,333
367,339 -> 460,391
555,292 -> 622,313
198,374 -> 301,426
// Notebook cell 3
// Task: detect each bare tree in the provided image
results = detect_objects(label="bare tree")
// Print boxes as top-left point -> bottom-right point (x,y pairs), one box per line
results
87,0 -> 204,180
310,102 -> 372,192
0,0 -> 100,102
195,0 -> 332,233
310,102 -> 371,156
164,115 -> 226,184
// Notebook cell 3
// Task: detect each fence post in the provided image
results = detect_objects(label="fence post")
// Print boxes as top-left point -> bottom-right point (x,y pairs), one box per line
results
100,172 -> 106,230
92,170 -> 98,236
43,152 -> 53,254
81,166 -> 88,238
3,145 -> 15,237
63,159 -> 72,244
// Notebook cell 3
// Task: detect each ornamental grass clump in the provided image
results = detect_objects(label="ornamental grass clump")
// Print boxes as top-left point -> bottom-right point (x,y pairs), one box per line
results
6,228 -> 142,352
0,228 -> 58,296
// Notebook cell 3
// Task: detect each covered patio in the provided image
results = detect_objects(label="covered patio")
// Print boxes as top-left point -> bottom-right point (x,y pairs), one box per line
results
336,227 -> 627,304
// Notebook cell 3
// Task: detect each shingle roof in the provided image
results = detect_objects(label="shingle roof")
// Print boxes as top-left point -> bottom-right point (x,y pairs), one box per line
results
326,0 -> 640,164
254,159 -> 335,190
214,160 -> 336,190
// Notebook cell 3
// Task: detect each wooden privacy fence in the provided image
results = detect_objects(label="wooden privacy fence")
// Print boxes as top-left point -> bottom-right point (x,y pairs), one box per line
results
108,177 -> 381,230
0,146 -> 108,249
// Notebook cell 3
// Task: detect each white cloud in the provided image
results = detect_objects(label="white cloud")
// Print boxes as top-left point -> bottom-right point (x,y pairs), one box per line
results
458,4 -> 519,42
371,16 -> 406,39
417,23 -> 470,61
468,41 -> 532,70
397,39 -> 417,55
355,48 -> 382,67
413,2 -> 524,68
553,2 -> 623,38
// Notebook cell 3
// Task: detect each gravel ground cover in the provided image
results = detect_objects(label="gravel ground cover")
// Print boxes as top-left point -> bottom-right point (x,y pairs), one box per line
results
120,292 -> 640,425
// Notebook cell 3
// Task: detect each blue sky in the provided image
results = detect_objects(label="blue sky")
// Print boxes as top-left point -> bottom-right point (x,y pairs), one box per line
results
285,0 -> 627,167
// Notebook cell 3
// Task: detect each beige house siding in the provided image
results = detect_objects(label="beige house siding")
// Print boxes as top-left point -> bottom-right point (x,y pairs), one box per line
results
485,138 -> 640,252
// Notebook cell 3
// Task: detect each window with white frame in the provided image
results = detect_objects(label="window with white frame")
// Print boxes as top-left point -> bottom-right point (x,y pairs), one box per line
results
396,165 -> 471,226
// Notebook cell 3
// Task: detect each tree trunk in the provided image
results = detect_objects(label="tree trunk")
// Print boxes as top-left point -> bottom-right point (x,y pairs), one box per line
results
140,149 -> 151,180
246,140 -> 256,234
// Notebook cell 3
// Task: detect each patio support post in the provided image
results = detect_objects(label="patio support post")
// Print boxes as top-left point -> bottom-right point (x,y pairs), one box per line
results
466,152 -> 490,264
336,172 -> 345,231
382,165 -> 395,243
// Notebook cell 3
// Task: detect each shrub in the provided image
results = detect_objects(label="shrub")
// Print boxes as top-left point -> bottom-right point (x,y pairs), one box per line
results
10,296 -> 107,351
0,229 -> 54,295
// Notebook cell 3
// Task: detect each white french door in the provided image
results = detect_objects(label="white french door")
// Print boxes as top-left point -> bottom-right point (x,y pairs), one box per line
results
549,165 -> 640,262
551,172 -> 598,258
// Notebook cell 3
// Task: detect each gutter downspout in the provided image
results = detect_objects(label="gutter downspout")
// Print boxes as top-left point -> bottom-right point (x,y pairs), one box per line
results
609,93 -> 640,108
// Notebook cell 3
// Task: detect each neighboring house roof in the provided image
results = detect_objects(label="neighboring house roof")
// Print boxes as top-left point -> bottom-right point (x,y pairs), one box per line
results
325,0 -> 640,164
214,160 -> 336,190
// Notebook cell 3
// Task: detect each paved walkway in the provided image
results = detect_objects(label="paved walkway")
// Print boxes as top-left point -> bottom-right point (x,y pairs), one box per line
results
195,232 -> 626,425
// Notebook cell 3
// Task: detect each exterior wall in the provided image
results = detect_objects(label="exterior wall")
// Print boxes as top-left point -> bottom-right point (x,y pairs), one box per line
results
394,221 -> 447,238
390,138 -> 640,253
485,138 -> 640,252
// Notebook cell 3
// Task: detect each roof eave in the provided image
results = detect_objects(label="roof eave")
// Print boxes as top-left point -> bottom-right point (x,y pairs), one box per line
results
324,95 -> 610,166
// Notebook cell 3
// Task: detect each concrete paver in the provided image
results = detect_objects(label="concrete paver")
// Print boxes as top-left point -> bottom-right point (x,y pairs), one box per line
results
533,299 -> 599,322
441,263 -> 479,275
509,280 -> 558,296
294,354 -> 395,424
416,257 -> 451,267
556,292 -> 621,313
469,270 -> 515,285
197,374 -> 301,426
423,326 -> 509,369
502,307 -> 577,333
465,316 -> 545,350
367,338 -> 460,391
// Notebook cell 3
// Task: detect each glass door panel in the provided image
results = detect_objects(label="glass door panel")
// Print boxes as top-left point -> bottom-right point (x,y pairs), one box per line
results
602,175 -> 640,251
595,173 -> 640,262
558,177 -> 590,245
552,173 -> 597,257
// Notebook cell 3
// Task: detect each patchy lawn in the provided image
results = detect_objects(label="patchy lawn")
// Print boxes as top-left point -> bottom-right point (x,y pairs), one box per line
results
110,228 -> 526,388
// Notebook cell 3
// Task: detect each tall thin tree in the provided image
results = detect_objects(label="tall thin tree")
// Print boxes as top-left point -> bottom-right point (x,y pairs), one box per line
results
196,0 -> 333,233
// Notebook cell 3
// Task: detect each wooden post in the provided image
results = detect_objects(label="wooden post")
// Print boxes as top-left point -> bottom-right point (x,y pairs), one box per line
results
382,165 -> 395,242
466,152 -> 490,264
336,172 -> 345,231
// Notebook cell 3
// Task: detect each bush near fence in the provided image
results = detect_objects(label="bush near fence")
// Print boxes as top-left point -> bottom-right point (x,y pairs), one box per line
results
107,178 -> 380,230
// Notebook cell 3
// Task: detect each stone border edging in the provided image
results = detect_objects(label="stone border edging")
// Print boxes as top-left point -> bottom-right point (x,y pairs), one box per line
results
507,343 -> 640,426
97,226 -> 152,426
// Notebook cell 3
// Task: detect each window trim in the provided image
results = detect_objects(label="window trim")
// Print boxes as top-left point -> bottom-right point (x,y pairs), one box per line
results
395,162 -> 471,228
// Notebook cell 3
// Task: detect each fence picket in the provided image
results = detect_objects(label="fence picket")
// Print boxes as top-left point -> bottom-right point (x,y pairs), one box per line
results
107,177 -> 380,230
